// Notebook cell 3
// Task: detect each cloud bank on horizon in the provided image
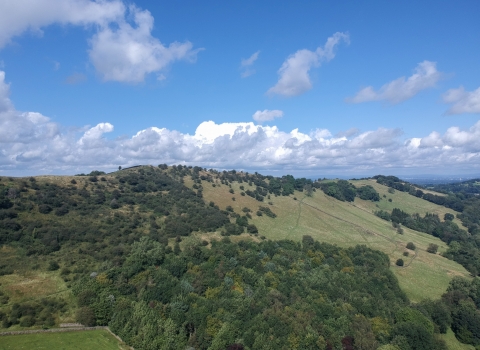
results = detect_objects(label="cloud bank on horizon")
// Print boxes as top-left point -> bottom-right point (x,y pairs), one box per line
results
1,70 -> 479,175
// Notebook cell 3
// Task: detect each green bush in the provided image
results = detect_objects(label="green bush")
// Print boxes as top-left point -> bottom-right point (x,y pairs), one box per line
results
406,242 -> 416,250
47,261 -> 60,271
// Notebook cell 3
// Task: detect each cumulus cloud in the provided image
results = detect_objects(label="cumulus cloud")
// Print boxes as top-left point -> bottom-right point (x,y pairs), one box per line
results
1,70 -> 480,175
89,5 -> 201,83
347,61 -> 442,104
443,86 -> 480,114
0,73 -> 59,145
252,109 -> 283,123
267,32 -> 349,97
240,51 -> 260,78
0,1 -> 201,83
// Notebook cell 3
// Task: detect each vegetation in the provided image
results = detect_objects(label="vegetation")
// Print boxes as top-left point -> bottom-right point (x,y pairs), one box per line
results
68,234 -> 455,349
316,180 -> 380,202
0,167 -> 478,349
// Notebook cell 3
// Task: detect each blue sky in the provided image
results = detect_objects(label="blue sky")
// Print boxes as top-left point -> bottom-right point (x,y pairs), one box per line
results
0,0 -> 479,177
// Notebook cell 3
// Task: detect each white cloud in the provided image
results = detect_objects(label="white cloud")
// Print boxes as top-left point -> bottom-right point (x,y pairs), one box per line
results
89,5 -> 201,83
2,69 -> 480,175
0,1 -> 201,83
267,32 -> 349,97
240,51 -> 259,78
0,0 -> 125,49
252,109 -> 283,122
347,61 -> 442,104
442,86 -> 480,114
0,73 -> 59,145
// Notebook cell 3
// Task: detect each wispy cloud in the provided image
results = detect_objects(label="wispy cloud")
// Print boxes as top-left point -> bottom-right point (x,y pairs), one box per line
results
0,1 -> 202,83
240,51 -> 260,78
346,61 -> 442,104
252,109 -> 283,122
267,32 -> 349,97
64,72 -> 87,85
443,86 -> 480,114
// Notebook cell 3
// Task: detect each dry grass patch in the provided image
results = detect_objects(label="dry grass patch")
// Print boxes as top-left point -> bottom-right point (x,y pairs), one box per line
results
0,272 -> 66,303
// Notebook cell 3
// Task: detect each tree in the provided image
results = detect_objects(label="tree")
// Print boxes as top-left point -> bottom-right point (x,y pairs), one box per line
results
174,242 -> 181,255
444,213 -> 454,221
427,244 -> 439,254
76,307 -> 96,326
396,259 -> 404,267
304,184 -> 313,197
406,242 -> 416,250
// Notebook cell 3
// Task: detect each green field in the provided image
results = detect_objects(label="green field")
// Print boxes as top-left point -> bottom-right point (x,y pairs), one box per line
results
198,176 -> 471,302
0,330 -> 128,350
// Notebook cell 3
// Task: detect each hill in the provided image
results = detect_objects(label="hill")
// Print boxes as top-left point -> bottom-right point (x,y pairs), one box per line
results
190,173 -> 469,302
0,165 -> 479,349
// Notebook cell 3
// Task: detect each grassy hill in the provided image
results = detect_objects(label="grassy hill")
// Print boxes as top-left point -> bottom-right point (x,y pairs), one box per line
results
190,173 -> 470,302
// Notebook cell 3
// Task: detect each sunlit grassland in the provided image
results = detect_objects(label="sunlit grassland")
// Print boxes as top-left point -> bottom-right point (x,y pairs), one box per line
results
0,329 -> 129,350
196,175 -> 471,302
351,179 -> 466,229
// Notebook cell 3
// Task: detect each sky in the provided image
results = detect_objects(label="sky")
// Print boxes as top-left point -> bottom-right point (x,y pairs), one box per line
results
0,0 -> 479,177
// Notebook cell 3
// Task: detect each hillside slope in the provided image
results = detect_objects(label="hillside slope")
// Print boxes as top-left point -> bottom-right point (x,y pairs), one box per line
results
193,174 -> 470,302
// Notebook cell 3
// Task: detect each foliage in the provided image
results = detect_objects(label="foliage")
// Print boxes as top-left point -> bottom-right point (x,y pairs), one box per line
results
69,237 -> 416,349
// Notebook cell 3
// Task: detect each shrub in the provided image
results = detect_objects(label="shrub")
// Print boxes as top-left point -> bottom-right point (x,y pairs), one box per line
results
76,307 -> 96,326
396,259 -> 404,267
47,261 -> 60,271
427,244 -> 438,254
19,316 -> 35,327
54,206 -> 69,216
406,242 -> 416,250
444,213 -> 454,221
38,204 -> 52,214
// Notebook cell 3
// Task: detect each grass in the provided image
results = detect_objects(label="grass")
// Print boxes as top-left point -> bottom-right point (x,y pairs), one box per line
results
0,329 -> 129,350
196,176 -> 471,302
440,328 -> 475,350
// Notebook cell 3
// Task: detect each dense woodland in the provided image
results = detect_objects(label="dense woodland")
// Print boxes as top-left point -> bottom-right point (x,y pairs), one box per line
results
0,166 -> 480,349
